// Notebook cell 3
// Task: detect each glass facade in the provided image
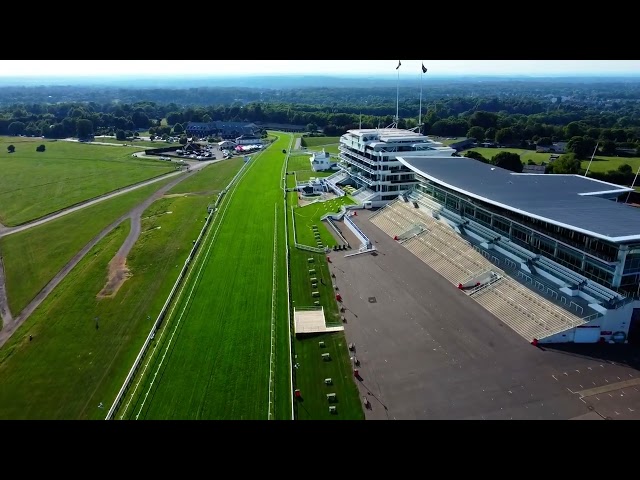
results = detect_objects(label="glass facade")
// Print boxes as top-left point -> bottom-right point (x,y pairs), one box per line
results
414,180 -> 630,289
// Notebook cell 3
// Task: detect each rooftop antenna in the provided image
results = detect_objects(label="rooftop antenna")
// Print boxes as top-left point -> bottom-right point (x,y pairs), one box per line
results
584,141 -> 600,177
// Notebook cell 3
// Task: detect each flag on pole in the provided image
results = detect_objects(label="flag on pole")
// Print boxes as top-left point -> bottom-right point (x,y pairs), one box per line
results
422,63 -> 427,74
396,60 -> 401,70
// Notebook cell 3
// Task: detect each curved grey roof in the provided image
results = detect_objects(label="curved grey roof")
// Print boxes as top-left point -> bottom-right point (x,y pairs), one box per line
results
398,156 -> 640,243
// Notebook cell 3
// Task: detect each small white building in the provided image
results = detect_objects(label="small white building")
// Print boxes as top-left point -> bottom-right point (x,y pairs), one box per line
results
310,149 -> 335,172
235,135 -> 262,146
218,140 -> 236,149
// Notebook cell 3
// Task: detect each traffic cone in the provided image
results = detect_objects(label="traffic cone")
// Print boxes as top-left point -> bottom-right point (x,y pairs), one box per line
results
394,235 -> 398,241
531,338 -> 538,346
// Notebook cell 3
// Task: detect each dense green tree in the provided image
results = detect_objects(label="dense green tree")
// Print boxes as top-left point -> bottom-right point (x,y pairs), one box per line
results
567,136 -> 597,159
464,150 -> 489,163
8,121 -> 25,136
76,119 -> 93,139
549,153 -> 581,174
115,129 -> 126,141
484,127 -> 497,142
466,126 -> 484,141
491,151 -> 523,172
468,111 -> 498,129
600,140 -> 617,156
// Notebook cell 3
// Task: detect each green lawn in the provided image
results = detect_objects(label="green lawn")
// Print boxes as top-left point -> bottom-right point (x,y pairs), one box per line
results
117,134 -> 293,420
287,154 -> 311,172
0,136 -> 175,226
167,158 -> 244,195
301,136 -> 340,148
286,192 -> 363,420
93,137 -> 167,149
293,196 -> 356,248
295,170 -> 334,182
0,223 -> 132,419
467,147 -> 640,174
0,161 -> 244,419
0,176 -> 177,317
430,136 -> 467,146
309,144 -> 339,155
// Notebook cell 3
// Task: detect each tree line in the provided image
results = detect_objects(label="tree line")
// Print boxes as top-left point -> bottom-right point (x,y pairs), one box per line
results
0,82 -> 639,155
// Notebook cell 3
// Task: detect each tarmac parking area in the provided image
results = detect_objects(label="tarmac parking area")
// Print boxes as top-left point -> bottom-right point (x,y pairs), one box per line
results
325,212 -> 640,420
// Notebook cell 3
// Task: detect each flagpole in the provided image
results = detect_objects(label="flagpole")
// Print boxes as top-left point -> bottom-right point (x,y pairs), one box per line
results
624,164 -> 640,204
396,64 -> 400,126
584,141 -> 599,177
419,63 -> 424,133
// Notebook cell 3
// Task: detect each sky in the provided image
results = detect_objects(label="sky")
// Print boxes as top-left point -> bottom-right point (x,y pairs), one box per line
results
0,60 -> 638,77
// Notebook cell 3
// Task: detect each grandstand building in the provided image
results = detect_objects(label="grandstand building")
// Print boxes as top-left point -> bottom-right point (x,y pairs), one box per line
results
325,128 -> 456,206
369,155 -> 640,344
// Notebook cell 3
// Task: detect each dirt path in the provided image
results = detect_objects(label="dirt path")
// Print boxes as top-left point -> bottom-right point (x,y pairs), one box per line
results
96,178 -> 177,298
0,256 -> 12,323
0,170 -> 185,240
0,160 -> 212,348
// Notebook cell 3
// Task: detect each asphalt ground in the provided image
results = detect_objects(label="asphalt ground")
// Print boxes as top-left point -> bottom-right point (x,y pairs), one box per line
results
322,210 -> 640,420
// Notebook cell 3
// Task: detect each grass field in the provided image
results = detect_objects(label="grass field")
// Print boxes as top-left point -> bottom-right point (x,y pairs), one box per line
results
0,161 -> 244,419
293,197 -> 356,248
93,138 -> 166,149
167,158 -> 244,195
287,154 -> 312,172
287,152 -> 337,183
0,176 -> 177,317
430,136 -> 467,146
0,136 -> 175,226
117,135 -> 292,420
286,190 -> 363,420
295,171 -> 334,182
466,147 -> 640,174
301,136 -> 340,148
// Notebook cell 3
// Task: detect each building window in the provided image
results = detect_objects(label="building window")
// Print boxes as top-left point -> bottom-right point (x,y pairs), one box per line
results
556,245 -> 582,269
475,210 -> 491,227
493,218 -> 511,236
624,254 -> 640,275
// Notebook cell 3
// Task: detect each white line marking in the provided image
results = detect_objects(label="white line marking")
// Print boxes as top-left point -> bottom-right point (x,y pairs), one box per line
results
268,203 -> 278,420
116,157 -> 258,419
130,156 -> 256,420
552,375 -> 558,381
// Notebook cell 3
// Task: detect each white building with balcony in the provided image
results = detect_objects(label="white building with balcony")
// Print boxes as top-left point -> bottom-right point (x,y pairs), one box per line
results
309,149 -> 335,172
330,128 -> 456,206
